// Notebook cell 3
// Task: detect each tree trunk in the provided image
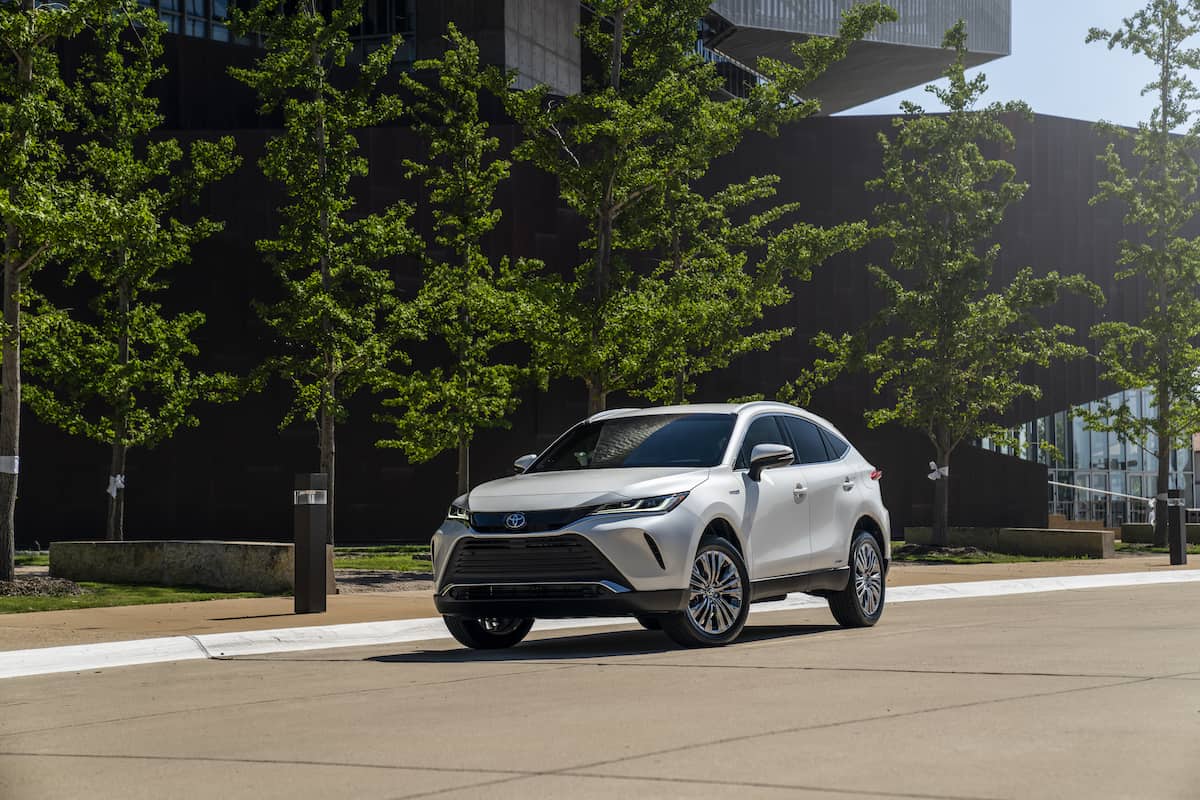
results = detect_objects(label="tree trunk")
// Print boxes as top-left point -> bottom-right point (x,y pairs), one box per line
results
0,31 -> 34,583
456,433 -> 469,497
320,402 -> 335,546
931,445 -> 950,547
105,441 -> 128,541
1154,391 -> 1170,548
105,274 -> 131,542
1153,11 -> 1171,551
0,226 -> 20,583
311,37 -> 335,545
673,370 -> 686,405
609,7 -> 624,92
587,380 -> 607,416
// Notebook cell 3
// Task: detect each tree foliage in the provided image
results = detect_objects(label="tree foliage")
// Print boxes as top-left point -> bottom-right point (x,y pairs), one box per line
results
0,0 -> 100,580
1082,0 -> 1200,545
230,0 -> 418,542
506,1 -> 896,414
24,2 -> 240,540
375,24 -> 547,495
795,22 -> 1101,544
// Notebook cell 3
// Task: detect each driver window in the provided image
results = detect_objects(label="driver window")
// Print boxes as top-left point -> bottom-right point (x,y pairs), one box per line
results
736,416 -> 789,470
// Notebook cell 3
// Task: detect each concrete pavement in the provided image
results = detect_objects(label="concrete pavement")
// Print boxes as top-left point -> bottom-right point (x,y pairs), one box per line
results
2,554 -> 1195,651
2,581 -> 1198,799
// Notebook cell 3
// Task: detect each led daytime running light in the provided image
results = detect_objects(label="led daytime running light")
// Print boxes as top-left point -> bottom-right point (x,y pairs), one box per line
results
592,492 -> 689,515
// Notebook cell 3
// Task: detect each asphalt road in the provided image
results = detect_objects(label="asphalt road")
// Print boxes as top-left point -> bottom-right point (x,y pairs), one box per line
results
2,583 -> 1199,800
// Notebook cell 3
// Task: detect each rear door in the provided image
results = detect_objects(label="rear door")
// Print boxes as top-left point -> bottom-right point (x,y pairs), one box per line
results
737,415 -> 810,580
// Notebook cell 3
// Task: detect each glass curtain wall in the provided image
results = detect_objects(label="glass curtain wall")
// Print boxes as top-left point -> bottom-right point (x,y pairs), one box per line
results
978,388 -> 1196,526
138,0 -> 416,61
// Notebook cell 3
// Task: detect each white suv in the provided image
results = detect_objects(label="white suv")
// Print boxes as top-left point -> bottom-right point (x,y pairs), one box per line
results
432,402 -> 890,649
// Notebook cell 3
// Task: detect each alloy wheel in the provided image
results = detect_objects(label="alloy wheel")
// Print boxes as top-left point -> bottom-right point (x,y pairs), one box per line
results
687,549 -> 744,635
853,539 -> 883,616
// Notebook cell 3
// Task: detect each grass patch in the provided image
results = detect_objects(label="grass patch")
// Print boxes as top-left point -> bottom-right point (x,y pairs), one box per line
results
891,543 -> 1079,565
1115,542 -> 1200,555
0,582 -> 268,614
334,545 -> 430,573
15,553 -> 49,567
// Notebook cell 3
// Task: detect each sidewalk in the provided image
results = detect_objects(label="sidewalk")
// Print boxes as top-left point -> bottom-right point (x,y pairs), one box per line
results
2,555 -> 1196,652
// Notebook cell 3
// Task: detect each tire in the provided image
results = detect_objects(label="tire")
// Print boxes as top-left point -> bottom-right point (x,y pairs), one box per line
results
443,616 -> 534,649
661,536 -> 750,648
828,531 -> 885,627
635,614 -> 662,631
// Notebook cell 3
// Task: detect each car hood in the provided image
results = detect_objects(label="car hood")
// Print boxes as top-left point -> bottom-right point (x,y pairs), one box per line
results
468,468 -> 711,512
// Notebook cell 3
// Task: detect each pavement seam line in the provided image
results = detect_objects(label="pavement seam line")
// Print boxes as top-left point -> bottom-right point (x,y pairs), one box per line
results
389,675 -> 1154,800
2,569 -> 1199,680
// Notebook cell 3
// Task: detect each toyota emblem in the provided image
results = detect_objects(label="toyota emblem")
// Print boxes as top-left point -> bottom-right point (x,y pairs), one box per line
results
504,512 -> 527,530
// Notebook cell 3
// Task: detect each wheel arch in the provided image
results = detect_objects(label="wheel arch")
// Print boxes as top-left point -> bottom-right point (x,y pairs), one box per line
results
700,515 -> 745,558
854,513 -> 890,563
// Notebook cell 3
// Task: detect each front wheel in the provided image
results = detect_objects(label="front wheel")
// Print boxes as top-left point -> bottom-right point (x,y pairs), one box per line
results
828,531 -> 885,627
443,616 -> 534,649
661,536 -> 750,648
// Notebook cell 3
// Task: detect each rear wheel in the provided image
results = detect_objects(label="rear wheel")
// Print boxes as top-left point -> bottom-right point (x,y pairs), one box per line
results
828,531 -> 885,627
662,536 -> 749,648
443,616 -> 534,649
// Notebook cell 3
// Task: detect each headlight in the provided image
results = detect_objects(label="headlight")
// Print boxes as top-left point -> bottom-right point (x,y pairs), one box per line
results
591,492 -> 689,515
446,502 -> 469,522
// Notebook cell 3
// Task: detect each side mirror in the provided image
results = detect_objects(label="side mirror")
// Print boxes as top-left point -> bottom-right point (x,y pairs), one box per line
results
749,443 -> 794,481
513,454 -> 537,473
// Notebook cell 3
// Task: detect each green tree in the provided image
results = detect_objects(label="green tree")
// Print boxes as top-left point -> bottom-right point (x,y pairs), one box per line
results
506,1 -> 896,415
375,24 -> 547,496
230,0 -> 418,543
23,3 -> 240,541
626,177 -> 795,404
1082,1 -> 1200,546
0,0 -> 96,581
796,22 -> 1101,546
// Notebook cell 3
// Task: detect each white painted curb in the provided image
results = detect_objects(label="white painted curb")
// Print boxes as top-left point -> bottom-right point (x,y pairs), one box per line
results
2,569 -> 1198,680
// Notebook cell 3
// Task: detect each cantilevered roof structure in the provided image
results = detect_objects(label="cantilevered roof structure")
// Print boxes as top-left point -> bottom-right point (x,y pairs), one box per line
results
703,0 -> 1012,112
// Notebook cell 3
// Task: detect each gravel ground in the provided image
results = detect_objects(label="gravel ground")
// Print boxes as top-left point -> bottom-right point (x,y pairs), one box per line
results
332,569 -> 433,593
0,576 -> 83,597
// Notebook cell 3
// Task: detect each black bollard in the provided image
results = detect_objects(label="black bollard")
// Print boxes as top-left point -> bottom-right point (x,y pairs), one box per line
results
294,473 -> 328,614
1167,489 -> 1188,566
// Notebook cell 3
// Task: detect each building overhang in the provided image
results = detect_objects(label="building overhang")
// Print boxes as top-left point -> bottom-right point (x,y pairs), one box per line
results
705,0 -> 1011,113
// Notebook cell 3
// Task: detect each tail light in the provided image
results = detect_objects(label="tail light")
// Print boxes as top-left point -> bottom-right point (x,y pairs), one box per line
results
870,469 -> 883,481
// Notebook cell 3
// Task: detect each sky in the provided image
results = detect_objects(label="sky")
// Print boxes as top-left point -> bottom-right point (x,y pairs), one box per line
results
839,0 -> 1162,126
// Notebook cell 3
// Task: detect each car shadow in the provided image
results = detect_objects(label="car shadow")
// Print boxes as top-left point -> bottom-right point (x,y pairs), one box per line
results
368,622 -> 841,663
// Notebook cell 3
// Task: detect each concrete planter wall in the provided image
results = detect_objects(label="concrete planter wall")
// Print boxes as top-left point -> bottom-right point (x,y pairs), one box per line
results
1120,523 -> 1200,545
49,540 -> 336,594
906,527 -> 1114,559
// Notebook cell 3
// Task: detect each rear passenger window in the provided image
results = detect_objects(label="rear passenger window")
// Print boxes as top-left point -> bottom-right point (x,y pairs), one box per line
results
782,417 -> 830,464
821,428 -> 849,459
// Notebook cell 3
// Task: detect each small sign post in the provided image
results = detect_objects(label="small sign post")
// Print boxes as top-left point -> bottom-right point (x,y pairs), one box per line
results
294,473 -> 328,614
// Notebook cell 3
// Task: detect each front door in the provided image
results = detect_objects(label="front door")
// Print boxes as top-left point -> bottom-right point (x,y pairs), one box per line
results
737,415 -> 811,580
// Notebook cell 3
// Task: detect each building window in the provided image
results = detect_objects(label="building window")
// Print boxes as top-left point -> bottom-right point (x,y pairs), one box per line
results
137,0 -> 413,58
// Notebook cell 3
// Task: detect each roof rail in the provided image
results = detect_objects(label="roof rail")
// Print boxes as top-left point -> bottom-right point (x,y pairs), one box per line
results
587,407 -> 641,421
737,400 -> 799,412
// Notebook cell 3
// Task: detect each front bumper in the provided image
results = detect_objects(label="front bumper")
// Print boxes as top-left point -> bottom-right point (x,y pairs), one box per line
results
434,587 -> 689,619
432,507 -> 704,618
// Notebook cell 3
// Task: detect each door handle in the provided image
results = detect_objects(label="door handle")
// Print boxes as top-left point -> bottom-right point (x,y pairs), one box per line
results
842,478 -> 855,492
793,484 -> 807,502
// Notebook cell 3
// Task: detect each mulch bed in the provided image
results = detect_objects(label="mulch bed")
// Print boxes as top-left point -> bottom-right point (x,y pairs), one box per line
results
0,577 -> 84,597
893,544 -> 992,559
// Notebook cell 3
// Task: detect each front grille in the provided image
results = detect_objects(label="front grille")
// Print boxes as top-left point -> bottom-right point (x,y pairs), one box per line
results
469,507 -> 596,533
446,583 -> 610,601
443,535 -> 623,584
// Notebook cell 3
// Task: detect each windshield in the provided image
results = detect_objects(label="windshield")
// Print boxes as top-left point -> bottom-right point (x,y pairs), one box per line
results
528,413 -> 735,472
